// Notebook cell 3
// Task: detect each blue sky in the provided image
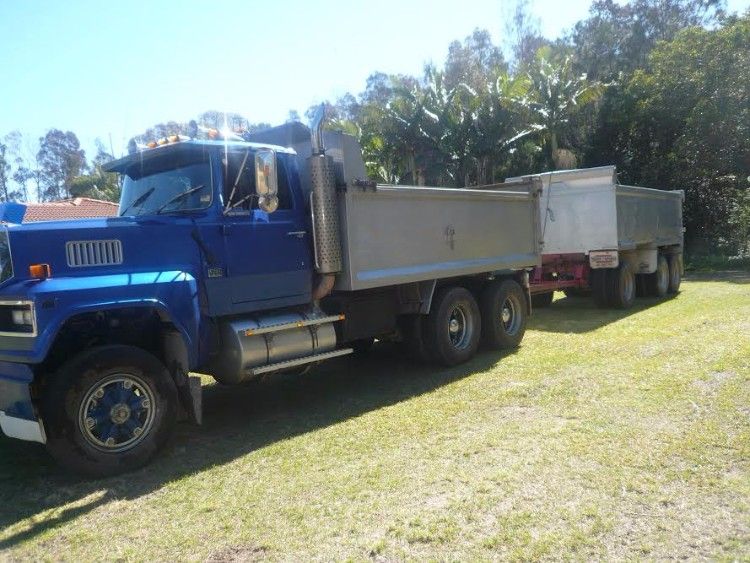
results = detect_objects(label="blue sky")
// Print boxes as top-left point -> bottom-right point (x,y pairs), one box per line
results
1,0 -> 748,160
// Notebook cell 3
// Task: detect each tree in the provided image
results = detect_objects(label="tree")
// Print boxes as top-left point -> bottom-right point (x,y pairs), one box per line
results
36,129 -> 86,201
70,139 -> 120,202
589,15 -> 750,252
0,142 -> 10,201
571,0 -> 727,81
525,48 -> 604,169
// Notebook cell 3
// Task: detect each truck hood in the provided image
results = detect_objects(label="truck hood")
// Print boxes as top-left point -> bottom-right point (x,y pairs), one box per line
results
0,215 -> 204,292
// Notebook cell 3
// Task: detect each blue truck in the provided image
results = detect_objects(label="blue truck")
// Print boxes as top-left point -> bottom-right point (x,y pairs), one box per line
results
0,110 -> 541,476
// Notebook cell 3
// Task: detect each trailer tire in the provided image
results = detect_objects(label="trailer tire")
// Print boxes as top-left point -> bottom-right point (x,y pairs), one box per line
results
668,255 -> 682,294
41,345 -> 178,477
607,263 -> 636,309
644,254 -> 669,297
531,292 -> 554,308
479,280 -> 527,350
424,286 -> 481,366
591,269 -> 610,307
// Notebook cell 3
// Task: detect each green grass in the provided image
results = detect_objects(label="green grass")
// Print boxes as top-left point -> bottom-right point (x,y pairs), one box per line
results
1,274 -> 749,561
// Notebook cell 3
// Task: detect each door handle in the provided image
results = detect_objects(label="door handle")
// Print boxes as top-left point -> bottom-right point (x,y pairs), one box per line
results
286,230 -> 307,238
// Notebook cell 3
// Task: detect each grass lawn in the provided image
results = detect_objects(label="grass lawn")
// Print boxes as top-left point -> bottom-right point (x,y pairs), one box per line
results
1,274 -> 748,561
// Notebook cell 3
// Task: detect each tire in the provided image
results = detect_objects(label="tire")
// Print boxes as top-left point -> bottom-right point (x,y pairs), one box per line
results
423,286 -> 481,366
607,263 -> 636,309
479,280 -> 527,350
668,254 -> 682,294
591,269 -> 610,308
531,291 -> 554,308
41,345 -> 178,477
399,314 -> 432,363
644,254 -> 669,297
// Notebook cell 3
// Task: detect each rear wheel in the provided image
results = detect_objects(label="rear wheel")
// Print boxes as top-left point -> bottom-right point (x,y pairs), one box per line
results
607,263 -> 636,309
531,291 -> 554,308
644,254 -> 669,297
42,345 -> 178,477
423,286 -> 481,366
668,254 -> 682,294
480,280 -> 527,350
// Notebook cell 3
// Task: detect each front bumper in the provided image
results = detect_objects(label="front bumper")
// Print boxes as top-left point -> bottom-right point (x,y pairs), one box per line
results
0,361 -> 45,443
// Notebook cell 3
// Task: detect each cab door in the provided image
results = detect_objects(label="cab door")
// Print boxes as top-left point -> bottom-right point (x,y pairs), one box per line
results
221,152 -> 312,312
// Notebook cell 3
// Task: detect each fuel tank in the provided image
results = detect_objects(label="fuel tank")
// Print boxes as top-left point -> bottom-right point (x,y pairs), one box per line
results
211,310 -> 337,384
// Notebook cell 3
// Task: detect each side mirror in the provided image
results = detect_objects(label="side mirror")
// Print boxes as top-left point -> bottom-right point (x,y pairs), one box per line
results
255,149 -> 279,213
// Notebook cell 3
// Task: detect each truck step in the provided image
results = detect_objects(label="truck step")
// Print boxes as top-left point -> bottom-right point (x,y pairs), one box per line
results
241,314 -> 345,337
249,348 -> 353,376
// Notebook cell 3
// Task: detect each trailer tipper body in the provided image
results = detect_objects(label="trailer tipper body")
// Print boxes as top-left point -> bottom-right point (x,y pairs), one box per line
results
495,166 -> 684,308
0,112 -> 540,475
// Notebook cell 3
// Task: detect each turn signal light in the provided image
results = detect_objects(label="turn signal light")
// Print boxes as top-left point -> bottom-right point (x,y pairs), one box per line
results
29,263 -> 51,279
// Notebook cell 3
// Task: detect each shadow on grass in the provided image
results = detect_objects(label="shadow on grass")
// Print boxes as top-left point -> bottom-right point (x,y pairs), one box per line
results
0,344 -> 511,549
528,293 -> 674,334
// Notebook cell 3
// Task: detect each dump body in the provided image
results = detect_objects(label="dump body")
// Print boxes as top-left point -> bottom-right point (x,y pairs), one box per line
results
335,184 -> 541,291
504,166 -> 683,255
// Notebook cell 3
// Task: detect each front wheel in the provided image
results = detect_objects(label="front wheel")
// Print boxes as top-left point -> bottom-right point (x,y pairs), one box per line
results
41,345 -> 178,477
480,280 -> 527,350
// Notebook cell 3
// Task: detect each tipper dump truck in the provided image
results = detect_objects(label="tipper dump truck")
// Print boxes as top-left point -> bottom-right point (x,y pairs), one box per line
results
0,110 -> 541,475
484,166 -> 684,309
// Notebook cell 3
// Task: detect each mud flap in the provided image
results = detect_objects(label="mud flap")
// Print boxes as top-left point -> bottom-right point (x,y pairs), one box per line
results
173,370 -> 202,425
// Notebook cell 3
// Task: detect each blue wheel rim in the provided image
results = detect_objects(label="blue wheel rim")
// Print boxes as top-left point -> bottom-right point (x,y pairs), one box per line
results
78,374 -> 156,453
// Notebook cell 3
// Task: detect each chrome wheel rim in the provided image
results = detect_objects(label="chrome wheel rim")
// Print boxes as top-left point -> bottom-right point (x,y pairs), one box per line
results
78,374 -> 156,453
502,296 -> 521,335
447,306 -> 472,350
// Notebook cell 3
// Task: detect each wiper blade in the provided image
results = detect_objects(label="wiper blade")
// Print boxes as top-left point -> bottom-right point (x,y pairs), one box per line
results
120,186 -> 155,216
155,184 -> 206,214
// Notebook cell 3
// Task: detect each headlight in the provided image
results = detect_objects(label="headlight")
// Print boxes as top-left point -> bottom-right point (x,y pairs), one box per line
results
0,301 -> 36,336
0,229 -> 13,283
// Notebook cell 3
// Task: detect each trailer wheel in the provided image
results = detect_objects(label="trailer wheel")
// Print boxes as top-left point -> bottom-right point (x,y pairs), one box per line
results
531,292 -> 554,308
41,345 -> 178,477
668,255 -> 682,294
479,280 -> 527,350
607,263 -> 636,309
424,286 -> 481,366
644,254 -> 669,297
591,269 -> 610,307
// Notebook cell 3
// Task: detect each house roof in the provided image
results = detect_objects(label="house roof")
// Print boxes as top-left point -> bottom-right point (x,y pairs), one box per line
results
23,198 -> 119,222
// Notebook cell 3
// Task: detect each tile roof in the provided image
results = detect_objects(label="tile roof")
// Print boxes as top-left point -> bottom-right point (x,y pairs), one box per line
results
23,198 -> 119,222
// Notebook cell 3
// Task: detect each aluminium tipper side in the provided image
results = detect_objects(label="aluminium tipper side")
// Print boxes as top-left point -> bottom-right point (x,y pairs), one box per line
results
334,182 -> 542,291
504,166 -> 683,255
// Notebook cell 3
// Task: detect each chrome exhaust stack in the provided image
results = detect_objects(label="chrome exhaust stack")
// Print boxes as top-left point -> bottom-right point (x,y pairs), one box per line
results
308,105 -> 342,298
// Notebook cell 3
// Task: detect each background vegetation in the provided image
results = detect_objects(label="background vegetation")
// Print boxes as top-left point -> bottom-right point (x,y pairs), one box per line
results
0,0 -> 747,258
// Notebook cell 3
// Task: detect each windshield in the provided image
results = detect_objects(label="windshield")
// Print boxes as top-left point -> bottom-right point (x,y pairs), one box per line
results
119,154 -> 213,216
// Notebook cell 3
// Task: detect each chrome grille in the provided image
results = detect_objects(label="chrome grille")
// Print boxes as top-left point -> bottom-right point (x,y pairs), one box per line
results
66,240 -> 123,267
